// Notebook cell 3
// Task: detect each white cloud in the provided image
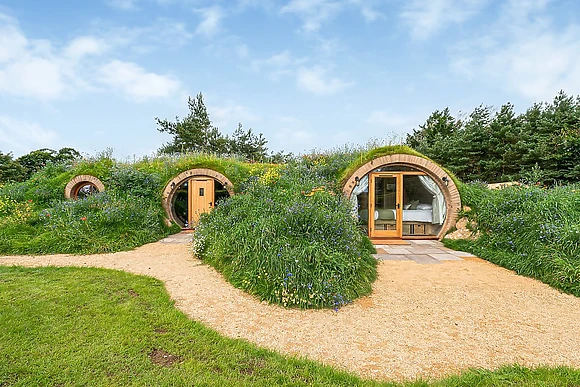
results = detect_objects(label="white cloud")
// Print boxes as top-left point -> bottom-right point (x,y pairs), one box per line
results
98,60 -> 181,101
296,65 -> 353,95
0,57 -> 65,100
195,7 -> 224,37
270,126 -> 316,153
366,111 -> 412,127
64,36 -> 108,59
450,0 -> 580,101
209,103 -> 259,131
0,115 -> 58,155
0,14 -> 68,99
281,0 -> 343,32
401,0 -> 490,40
250,50 -> 308,80
0,15 -> 28,63
107,0 -> 139,10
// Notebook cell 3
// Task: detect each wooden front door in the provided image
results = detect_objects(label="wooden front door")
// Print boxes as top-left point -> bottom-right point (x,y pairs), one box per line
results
188,178 -> 215,226
369,173 -> 403,238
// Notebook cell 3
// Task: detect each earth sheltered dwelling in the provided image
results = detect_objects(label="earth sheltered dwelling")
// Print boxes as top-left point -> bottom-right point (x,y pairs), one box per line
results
342,153 -> 461,240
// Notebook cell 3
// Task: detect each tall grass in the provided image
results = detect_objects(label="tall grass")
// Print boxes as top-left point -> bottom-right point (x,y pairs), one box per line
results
445,183 -> 580,296
193,165 -> 377,309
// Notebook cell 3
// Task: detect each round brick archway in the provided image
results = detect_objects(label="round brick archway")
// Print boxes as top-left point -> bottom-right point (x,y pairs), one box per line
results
64,175 -> 105,199
162,168 -> 234,226
342,154 -> 461,240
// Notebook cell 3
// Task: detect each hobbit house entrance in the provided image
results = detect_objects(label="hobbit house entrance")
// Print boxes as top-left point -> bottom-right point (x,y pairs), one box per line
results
162,169 -> 234,229
342,154 -> 461,240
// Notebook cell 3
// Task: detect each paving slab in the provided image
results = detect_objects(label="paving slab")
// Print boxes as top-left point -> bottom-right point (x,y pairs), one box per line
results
429,253 -> 463,261
407,254 -> 442,264
373,254 -> 410,261
408,240 -> 437,245
406,248 -> 447,254
384,247 -> 413,255
449,251 -> 477,257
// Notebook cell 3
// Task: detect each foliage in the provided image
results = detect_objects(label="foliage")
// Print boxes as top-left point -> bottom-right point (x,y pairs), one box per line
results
16,147 -> 81,180
445,183 -> 580,297
0,151 -> 27,183
0,191 -> 176,255
3,266 -> 580,386
156,92 -> 268,161
406,91 -> 580,184
192,165 -> 377,309
105,165 -> 162,200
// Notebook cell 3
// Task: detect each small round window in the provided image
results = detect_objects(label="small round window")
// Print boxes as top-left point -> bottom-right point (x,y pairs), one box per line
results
64,175 -> 105,199
74,183 -> 99,199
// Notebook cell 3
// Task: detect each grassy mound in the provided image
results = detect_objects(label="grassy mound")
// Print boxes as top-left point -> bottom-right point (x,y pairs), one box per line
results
192,165 -> 377,309
0,152 -> 267,255
445,183 -> 580,297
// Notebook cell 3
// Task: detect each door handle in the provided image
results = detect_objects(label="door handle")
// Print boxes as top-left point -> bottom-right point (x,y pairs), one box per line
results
397,203 -> 400,209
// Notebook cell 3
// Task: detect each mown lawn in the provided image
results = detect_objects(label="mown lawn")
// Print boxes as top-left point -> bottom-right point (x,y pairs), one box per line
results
1,266 -> 579,387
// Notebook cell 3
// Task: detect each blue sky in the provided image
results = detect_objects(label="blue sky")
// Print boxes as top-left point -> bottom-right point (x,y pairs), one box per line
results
1,0 -> 579,158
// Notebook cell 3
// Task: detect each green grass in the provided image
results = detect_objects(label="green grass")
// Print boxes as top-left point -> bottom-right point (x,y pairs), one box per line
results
444,182 -> 580,298
193,165 -> 377,309
1,266 -> 580,387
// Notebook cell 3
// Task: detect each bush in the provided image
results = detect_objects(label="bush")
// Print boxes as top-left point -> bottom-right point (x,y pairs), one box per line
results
192,166 -> 377,309
446,183 -> 580,296
0,191 -> 177,255
105,165 -> 162,200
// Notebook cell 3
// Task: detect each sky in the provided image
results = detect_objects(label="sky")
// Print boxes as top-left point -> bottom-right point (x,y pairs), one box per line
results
1,0 -> 579,159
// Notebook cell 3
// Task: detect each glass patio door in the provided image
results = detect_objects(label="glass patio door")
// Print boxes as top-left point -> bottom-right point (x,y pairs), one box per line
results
369,173 -> 402,238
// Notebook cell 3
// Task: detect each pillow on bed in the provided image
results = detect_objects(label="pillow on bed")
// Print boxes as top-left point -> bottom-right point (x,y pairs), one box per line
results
403,203 -> 412,210
409,200 -> 420,210
376,209 -> 395,220
416,203 -> 433,210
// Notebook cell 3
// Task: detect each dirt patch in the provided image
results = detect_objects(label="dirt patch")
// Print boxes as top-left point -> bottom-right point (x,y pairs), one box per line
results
3,242 -> 580,382
148,348 -> 181,367
128,289 -> 139,297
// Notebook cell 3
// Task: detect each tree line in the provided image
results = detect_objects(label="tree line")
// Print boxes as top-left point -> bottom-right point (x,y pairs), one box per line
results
0,148 -> 81,184
406,91 -> 580,184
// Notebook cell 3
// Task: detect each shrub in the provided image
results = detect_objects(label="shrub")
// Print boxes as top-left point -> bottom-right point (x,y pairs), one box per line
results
0,191 -> 177,255
446,183 -> 580,296
192,165 -> 377,309
105,165 -> 162,200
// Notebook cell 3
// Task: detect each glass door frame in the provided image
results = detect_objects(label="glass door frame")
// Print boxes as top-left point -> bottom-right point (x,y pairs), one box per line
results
368,172 -> 403,238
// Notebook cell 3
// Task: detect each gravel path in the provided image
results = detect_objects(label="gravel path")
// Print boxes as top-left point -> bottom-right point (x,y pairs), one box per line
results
2,242 -> 580,382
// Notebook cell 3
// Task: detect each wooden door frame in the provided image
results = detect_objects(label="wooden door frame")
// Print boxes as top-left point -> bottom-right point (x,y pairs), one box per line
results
369,172 -> 403,238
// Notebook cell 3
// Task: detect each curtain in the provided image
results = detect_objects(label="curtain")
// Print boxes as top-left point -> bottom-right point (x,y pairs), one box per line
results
418,175 -> 446,225
350,174 -> 369,217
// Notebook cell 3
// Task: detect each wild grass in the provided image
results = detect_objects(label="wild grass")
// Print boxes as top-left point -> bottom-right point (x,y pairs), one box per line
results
2,266 -> 579,387
193,165 -> 377,309
445,183 -> 580,297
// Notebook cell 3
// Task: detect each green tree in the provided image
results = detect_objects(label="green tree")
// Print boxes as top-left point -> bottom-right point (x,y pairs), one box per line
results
0,152 -> 27,183
156,92 -> 269,161
156,93 -> 227,155
229,123 -> 268,162
16,147 -> 81,180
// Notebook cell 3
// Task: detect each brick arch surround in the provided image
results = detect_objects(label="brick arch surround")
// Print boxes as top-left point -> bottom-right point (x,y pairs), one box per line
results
342,154 -> 461,240
64,175 -> 105,199
162,168 -> 234,226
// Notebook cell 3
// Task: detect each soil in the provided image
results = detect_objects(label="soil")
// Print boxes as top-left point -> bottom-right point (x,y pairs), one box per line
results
2,243 -> 580,382
148,348 -> 181,367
